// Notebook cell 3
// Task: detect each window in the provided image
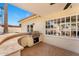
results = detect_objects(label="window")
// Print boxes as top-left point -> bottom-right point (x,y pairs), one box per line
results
77,23 -> 79,37
45,20 -> 54,35
61,31 -> 65,36
65,24 -> 70,30
54,19 -> 57,24
77,31 -> 79,37
45,15 -> 79,39
51,25 -> 53,28
57,19 -> 60,24
60,24 -> 66,30
53,30 -> 56,35
27,24 -> 33,33
77,23 -> 79,30
71,24 -> 76,31
27,25 -> 29,32
30,25 -> 33,32
71,31 -> 76,37
66,17 -> 70,22
45,30 -> 47,34
71,16 -> 76,22
66,31 -> 70,36
48,31 -> 51,35
77,15 -> 79,21
51,30 -> 53,34
61,18 -> 65,23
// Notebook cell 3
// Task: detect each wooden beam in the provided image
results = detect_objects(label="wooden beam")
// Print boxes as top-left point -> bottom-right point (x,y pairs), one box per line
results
4,3 -> 8,33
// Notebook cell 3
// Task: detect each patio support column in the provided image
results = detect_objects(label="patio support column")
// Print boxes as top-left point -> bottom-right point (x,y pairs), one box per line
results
4,3 -> 8,33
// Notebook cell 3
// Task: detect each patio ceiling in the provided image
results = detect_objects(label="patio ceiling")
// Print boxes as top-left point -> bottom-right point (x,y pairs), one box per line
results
12,3 -> 79,16
11,3 -> 66,16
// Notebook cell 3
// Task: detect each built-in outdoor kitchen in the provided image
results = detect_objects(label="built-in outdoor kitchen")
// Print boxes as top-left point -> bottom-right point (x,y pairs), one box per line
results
19,31 -> 43,47
0,31 -> 43,56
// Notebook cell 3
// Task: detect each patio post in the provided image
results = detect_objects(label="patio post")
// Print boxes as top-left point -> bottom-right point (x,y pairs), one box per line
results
4,3 -> 8,33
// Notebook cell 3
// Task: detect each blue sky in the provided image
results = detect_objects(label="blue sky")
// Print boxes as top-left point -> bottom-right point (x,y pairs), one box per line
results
0,3 -> 32,26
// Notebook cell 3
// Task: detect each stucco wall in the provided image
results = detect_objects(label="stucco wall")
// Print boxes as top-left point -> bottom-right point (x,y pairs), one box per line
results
8,27 -> 21,33
0,26 -> 21,33
21,16 -> 45,34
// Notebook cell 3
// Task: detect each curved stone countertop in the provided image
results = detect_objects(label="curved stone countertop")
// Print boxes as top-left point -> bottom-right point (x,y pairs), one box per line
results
0,33 -> 19,44
0,33 -> 29,45
0,33 -> 25,56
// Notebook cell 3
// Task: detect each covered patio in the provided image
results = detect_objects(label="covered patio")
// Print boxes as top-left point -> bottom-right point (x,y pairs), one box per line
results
0,3 -> 79,56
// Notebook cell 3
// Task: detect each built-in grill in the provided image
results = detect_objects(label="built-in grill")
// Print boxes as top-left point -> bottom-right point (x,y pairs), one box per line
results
32,31 -> 40,43
33,37 -> 39,43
